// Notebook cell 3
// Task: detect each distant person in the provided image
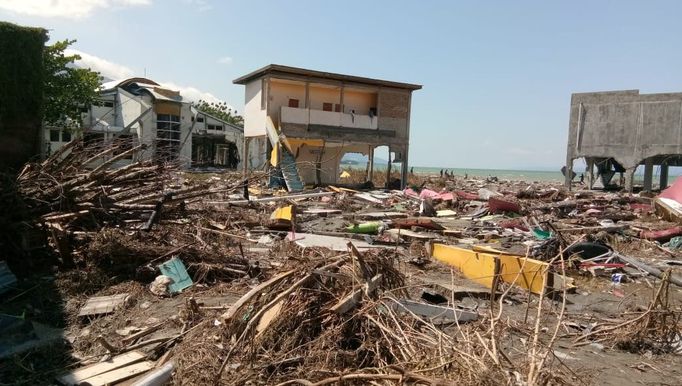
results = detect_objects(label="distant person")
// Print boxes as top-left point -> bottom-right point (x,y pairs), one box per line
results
579,173 -> 584,184
464,173 -> 468,179
440,169 -> 444,178
410,166 -> 414,175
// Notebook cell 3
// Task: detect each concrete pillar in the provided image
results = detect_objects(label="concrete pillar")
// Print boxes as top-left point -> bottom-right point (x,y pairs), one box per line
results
564,158 -> 573,189
368,146 -> 374,182
242,137 -> 250,177
385,151 -> 392,188
660,163 -> 669,190
643,158 -> 654,192
400,147 -> 409,190
624,167 -> 636,193
586,158 -> 595,190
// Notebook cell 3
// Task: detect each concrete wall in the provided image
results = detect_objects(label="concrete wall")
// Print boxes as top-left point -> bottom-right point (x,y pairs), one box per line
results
247,136 -> 268,171
309,85 -> 341,111
269,80 -> 306,124
377,88 -> 410,139
343,89 -> 377,115
566,90 -> 682,171
292,142 -> 368,184
244,79 -> 266,137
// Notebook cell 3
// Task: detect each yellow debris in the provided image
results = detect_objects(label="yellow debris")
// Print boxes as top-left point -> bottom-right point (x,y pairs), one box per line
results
430,243 -> 557,295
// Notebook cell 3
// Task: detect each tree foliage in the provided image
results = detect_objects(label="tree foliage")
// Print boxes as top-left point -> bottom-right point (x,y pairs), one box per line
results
194,100 -> 243,127
43,39 -> 101,127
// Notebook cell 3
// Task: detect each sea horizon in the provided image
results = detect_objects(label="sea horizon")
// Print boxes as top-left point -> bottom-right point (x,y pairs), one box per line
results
342,163 -> 681,184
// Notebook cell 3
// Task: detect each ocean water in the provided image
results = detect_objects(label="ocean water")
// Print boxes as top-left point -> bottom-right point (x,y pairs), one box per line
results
344,163 -> 682,185
410,167 -> 564,182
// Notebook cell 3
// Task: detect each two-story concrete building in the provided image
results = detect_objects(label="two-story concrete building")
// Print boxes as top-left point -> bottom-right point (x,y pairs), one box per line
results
44,77 -> 243,169
233,64 -> 421,189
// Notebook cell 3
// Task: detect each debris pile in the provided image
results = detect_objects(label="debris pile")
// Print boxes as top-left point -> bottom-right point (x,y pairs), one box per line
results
2,155 -> 682,385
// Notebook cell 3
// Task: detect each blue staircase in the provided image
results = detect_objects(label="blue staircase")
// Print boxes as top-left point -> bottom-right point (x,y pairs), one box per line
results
279,148 -> 304,191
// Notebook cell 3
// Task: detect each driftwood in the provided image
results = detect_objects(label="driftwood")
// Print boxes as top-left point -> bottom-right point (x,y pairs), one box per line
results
614,252 -> 682,287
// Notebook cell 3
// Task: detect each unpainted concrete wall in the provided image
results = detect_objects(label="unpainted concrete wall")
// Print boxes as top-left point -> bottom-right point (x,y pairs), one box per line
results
377,88 -> 410,139
566,90 -> 682,171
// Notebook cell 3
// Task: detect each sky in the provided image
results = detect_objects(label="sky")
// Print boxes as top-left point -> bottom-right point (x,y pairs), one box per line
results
2,0 -> 682,171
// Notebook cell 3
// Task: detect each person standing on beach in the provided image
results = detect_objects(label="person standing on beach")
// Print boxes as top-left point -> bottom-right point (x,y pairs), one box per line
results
440,169 -> 444,178
410,167 -> 414,175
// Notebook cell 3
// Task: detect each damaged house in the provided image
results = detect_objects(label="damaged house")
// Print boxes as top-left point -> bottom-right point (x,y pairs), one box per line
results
565,89 -> 682,192
43,77 -> 243,169
234,64 -> 421,190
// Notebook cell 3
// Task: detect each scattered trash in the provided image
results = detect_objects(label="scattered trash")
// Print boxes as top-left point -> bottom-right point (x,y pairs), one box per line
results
78,294 -> 131,317
149,275 -> 173,296
158,257 -> 193,294
3,144 -> 682,385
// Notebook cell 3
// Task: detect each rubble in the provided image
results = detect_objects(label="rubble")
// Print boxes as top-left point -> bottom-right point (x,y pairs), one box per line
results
2,153 -> 682,385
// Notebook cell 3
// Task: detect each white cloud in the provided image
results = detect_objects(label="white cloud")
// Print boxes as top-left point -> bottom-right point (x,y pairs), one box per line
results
65,48 -> 135,80
0,0 -> 151,19
160,81 -> 234,110
217,56 -> 233,65
63,48 -> 233,109
182,0 -> 211,12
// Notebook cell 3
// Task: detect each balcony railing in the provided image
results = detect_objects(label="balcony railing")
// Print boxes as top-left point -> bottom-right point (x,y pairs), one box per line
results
281,106 -> 378,130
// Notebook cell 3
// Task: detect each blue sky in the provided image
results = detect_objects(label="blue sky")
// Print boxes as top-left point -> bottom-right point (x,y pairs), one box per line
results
2,0 -> 682,170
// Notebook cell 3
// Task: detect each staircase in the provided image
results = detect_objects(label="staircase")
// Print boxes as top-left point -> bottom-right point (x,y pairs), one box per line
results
279,148 -> 304,191
265,117 -> 304,192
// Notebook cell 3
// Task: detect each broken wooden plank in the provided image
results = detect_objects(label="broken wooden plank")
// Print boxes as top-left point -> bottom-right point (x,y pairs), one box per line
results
357,211 -> 408,219
221,270 -> 297,323
393,218 -> 445,230
330,274 -> 382,314
207,191 -> 335,205
614,252 -> 682,287
57,351 -> 146,385
303,208 -> 342,216
386,228 -> 437,240
78,293 -> 130,317
255,300 -> 283,338
436,209 -> 458,217
121,321 -> 165,345
354,192 -> 384,204
79,361 -> 154,386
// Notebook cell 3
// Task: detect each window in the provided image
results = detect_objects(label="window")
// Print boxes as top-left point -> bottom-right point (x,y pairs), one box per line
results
94,100 -> 114,108
322,102 -> 333,112
156,114 -> 181,140
288,98 -> 299,108
208,124 -> 224,131
197,117 -> 204,123
62,130 -> 72,142
334,104 -> 341,112
369,107 -> 377,117
155,114 -> 181,161
50,129 -> 60,142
